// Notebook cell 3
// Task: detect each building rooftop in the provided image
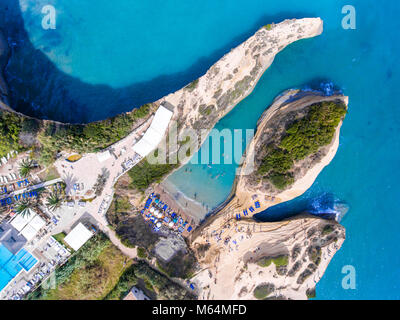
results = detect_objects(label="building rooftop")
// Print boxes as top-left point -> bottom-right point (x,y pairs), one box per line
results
64,223 -> 93,251
123,286 -> 150,300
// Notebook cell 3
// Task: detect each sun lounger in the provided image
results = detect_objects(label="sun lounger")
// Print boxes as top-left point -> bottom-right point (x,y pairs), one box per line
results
249,206 -> 254,213
255,201 -> 260,208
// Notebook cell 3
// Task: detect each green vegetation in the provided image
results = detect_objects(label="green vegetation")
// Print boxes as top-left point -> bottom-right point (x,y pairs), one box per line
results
199,104 -> 215,116
253,283 -> 275,299
46,192 -> 63,212
27,233 -> 129,300
306,287 -> 316,299
156,250 -> 197,279
137,247 -> 148,259
264,23 -> 273,30
105,260 -> 194,300
114,214 -> 159,249
0,112 -> 25,157
0,104 -> 151,165
185,79 -> 199,91
257,101 -> 347,189
15,198 -> 39,218
19,158 -> 36,177
104,264 -> 138,300
322,224 -> 335,235
37,165 -> 60,182
113,196 -> 132,213
53,232 -> 67,245
127,158 -> 178,192
257,254 -> 289,268
308,246 -> 322,266
38,104 -> 151,165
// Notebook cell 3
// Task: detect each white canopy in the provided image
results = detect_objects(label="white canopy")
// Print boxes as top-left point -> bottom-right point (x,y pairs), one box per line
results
132,139 -> 155,159
132,105 -> 173,158
30,215 -> 46,231
11,210 -> 46,241
97,150 -> 111,163
152,106 -> 174,135
11,209 -> 36,232
20,224 -> 37,241
64,223 -> 93,251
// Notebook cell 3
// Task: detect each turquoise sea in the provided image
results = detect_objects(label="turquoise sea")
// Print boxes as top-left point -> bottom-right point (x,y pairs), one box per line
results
1,0 -> 400,299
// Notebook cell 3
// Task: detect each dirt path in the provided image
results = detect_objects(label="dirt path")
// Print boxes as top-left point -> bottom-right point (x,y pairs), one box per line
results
97,222 -> 137,259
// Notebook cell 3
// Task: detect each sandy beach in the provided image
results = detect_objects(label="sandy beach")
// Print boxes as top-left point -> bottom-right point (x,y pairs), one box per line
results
159,179 -> 207,225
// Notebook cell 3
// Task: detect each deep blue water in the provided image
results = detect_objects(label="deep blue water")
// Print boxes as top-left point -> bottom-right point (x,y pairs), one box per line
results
1,0 -> 400,299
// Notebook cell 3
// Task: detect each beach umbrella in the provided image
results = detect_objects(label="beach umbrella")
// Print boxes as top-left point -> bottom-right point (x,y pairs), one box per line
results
150,207 -> 154,213
169,222 -> 174,227
156,222 -> 162,228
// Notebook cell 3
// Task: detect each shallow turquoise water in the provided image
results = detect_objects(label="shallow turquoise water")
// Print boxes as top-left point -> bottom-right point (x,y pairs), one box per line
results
2,0 -> 400,299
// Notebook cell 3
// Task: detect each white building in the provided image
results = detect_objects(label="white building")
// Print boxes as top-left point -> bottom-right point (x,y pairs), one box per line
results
123,286 -> 151,300
132,105 -> 173,158
64,223 -> 94,251
10,210 -> 46,241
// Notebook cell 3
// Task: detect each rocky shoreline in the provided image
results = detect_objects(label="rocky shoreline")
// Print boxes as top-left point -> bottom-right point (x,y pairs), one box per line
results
192,213 -> 345,300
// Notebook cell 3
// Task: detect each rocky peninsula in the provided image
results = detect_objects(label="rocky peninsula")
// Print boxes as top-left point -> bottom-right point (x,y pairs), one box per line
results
158,18 -> 324,157
189,89 -> 348,300
224,89 -> 348,217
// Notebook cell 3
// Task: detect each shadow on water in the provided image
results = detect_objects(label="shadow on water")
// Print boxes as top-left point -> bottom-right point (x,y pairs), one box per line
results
254,192 -> 349,223
0,1 -> 313,123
